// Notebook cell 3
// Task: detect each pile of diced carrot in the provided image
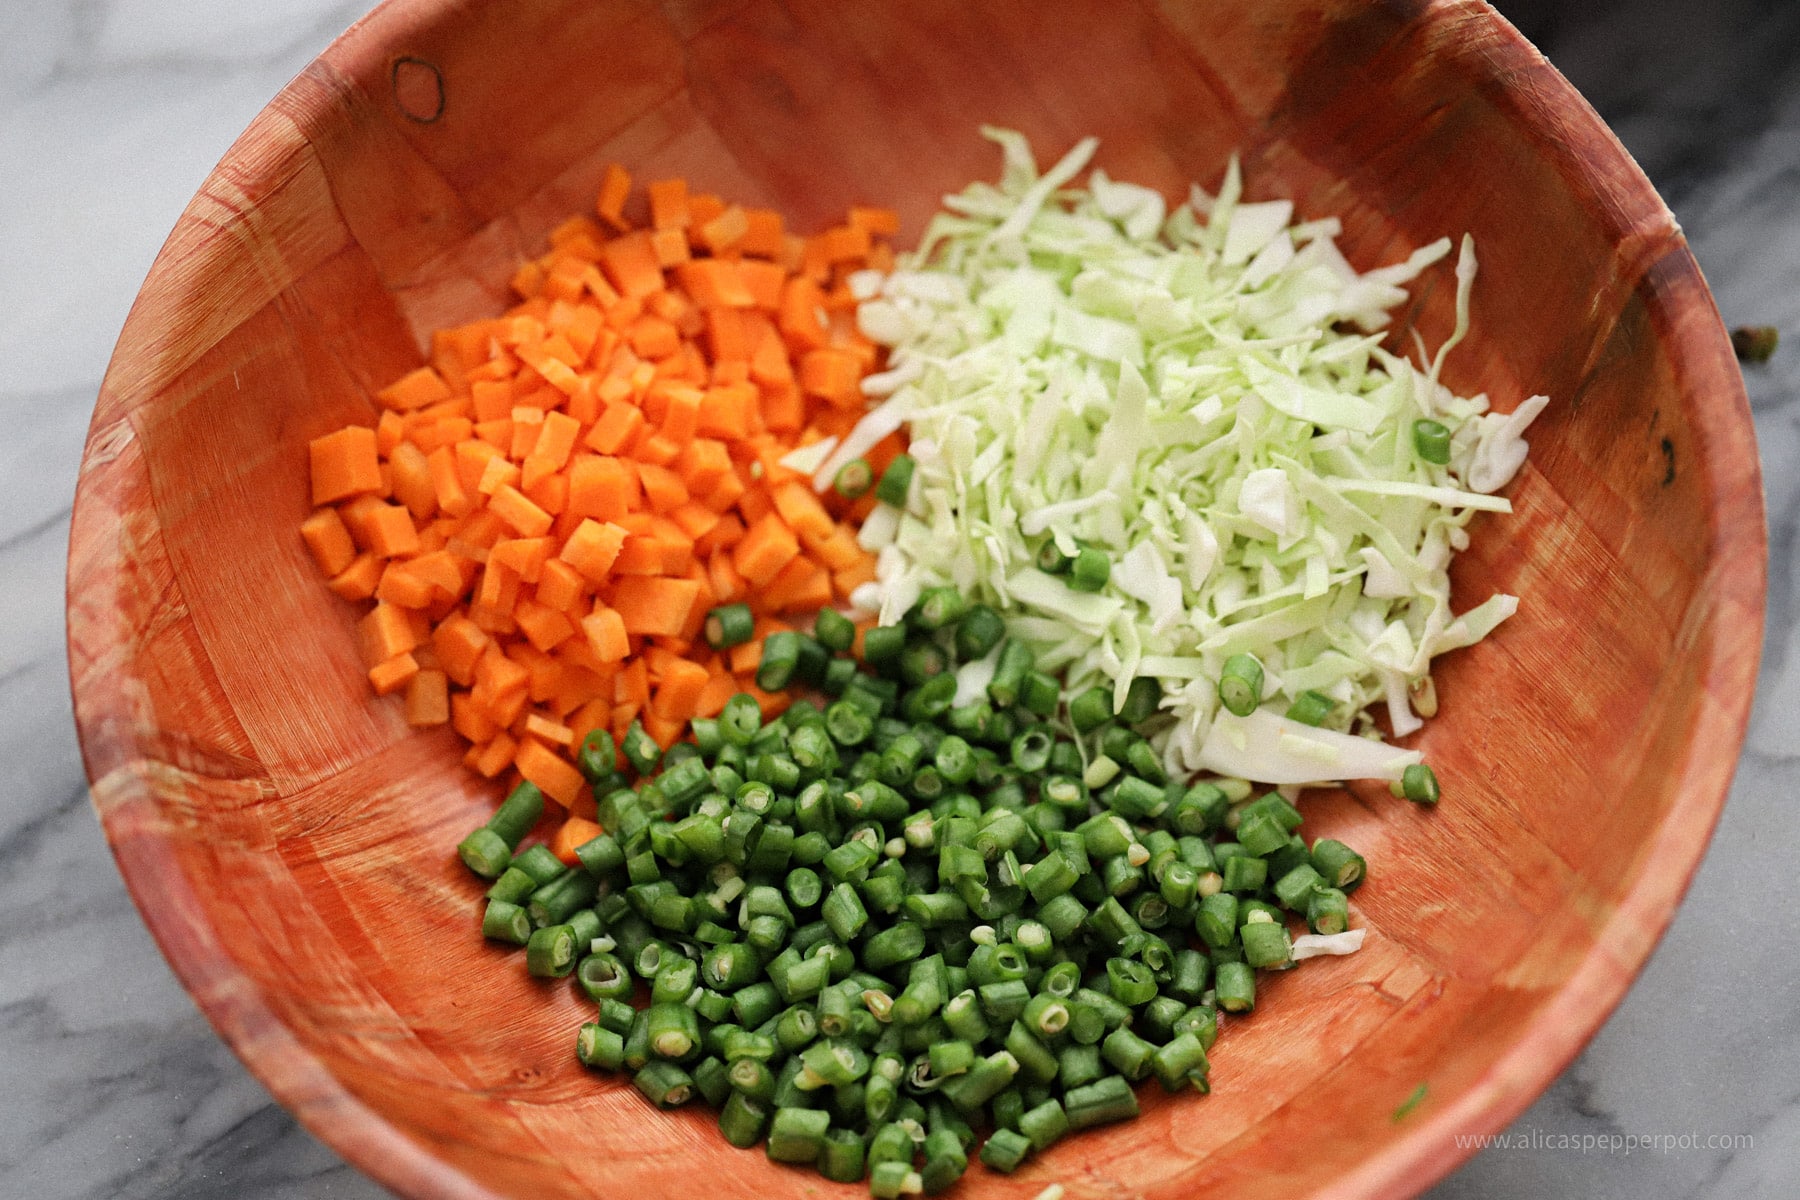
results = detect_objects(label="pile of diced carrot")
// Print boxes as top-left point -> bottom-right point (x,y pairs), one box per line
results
300,165 -> 903,816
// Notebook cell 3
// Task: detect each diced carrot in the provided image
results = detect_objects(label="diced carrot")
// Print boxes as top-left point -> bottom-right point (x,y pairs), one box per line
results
650,658 -> 712,723
806,523 -> 866,571
848,205 -> 900,236
771,480 -> 835,542
550,816 -> 604,866
638,462 -> 690,514
759,381 -> 806,432
378,366 -> 453,412
536,558 -> 587,614
671,502 -> 721,543
610,576 -> 702,637
405,669 -> 450,725
301,508 -> 357,577
433,614 -> 490,687
307,172 -> 896,788
471,732 -> 519,778
760,555 -> 832,613
600,231 -> 665,299
676,260 -> 756,309
778,276 -> 829,351
650,226 -> 691,269
310,426 -> 383,505
707,544 -> 747,605
359,603 -> 419,668
329,553 -> 383,601
648,178 -> 689,230
727,518 -> 799,590
525,712 -> 575,747
607,529 -> 659,575
489,485 -> 554,537
375,562 -> 435,609
452,691 -> 501,744
514,598 -> 576,652
833,557 -> 879,598
490,537 -> 556,583
560,518 -> 629,583
643,712 -> 687,749
735,676 -> 793,719
515,738 -> 585,807
695,668 -> 740,719
596,163 -> 632,230
585,400 -> 645,455
369,652 -> 420,696
799,348 -> 866,407
617,657 -> 651,708
741,208 -> 785,258
581,605 -> 630,663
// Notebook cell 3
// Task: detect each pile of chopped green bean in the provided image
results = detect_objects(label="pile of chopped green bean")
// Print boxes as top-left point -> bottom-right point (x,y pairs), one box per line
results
457,588 -> 1368,1196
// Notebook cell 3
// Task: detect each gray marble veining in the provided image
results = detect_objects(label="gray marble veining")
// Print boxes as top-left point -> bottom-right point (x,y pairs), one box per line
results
1,1 -> 1794,1197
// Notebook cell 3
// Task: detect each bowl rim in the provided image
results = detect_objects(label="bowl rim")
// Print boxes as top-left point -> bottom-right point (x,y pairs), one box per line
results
67,1 -> 1767,1198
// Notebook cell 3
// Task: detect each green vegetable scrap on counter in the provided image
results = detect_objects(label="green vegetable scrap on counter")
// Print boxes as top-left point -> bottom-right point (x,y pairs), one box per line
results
458,599 -> 1368,1195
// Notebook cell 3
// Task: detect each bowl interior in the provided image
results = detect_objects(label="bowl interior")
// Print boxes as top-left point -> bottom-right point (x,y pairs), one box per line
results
68,2 -> 1763,1198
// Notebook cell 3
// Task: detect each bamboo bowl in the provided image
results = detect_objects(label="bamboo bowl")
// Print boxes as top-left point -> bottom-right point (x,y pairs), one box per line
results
69,2 -> 1764,1198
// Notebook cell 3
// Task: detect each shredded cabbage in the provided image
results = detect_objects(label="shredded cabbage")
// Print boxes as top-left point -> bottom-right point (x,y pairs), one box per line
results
847,129 -> 1546,784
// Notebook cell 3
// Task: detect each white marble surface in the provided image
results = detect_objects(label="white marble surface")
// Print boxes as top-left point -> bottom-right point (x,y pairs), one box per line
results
2,1 -> 1794,1196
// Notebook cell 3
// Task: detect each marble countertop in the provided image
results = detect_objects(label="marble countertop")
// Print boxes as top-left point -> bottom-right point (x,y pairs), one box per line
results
4,0 -> 1794,1196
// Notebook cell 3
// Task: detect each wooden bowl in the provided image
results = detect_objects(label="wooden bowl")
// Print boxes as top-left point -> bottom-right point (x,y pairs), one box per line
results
68,1 -> 1764,1197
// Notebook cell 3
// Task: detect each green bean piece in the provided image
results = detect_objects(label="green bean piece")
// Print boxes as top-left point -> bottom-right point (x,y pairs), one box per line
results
577,1022 -> 626,1070
1241,919 -> 1293,969
704,602 -> 755,650
1284,689 -> 1338,726
757,630 -> 803,691
1221,854 -> 1268,894
575,728 -> 618,783
919,1126 -> 968,1194
899,639 -> 950,687
1068,546 -> 1111,592
719,1091 -> 770,1148
833,457 -> 874,499
1152,1031 -> 1211,1093
1035,537 -> 1073,574
1218,653 -> 1265,717
874,453 -> 915,507
1413,418 -> 1453,464
766,1105 -> 831,1164
1118,675 -> 1163,724
1274,863 -> 1327,911
979,1126 -> 1032,1173
986,640 -> 1035,709
1064,1074 -> 1139,1129
1403,762 -> 1441,805
861,624 -> 907,670
870,1160 -> 923,1200
914,586 -> 969,631
818,1128 -> 866,1183
481,899 -> 532,944
1308,886 -> 1350,934
1015,671 -> 1058,718
952,604 -> 1005,660
809,606 -> 855,653
1068,686 -> 1112,733
1309,838 -> 1367,889
485,866 -> 537,906
525,924 -> 579,977
634,1060 -> 695,1108
1216,960 -> 1257,1012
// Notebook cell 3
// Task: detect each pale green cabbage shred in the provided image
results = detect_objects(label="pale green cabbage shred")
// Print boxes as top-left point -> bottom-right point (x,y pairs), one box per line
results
838,129 -> 1548,785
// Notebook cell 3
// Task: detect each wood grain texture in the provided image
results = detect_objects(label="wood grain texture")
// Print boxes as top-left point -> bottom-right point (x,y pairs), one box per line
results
66,1 -> 1764,1198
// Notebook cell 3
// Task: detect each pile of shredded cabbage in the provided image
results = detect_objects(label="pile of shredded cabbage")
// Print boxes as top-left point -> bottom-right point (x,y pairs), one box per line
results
823,129 -> 1548,787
